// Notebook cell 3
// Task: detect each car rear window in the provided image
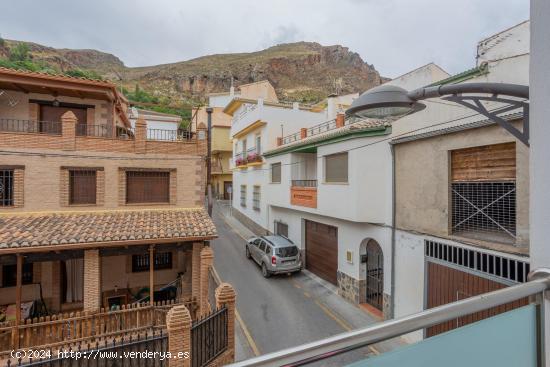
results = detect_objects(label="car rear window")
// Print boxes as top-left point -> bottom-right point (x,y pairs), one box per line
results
276,246 -> 298,257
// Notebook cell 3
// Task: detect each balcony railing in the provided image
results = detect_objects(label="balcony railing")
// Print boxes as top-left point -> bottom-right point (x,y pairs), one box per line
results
228,268 -> 550,367
147,128 -> 194,141
291,179 -> 318,187
0,118 -> 61,135
246,147 -> 262,164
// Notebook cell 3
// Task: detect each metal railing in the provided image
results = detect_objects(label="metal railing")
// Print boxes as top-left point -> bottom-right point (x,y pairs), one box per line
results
191,306 -> 228,367
0,119 -> 62,135
147,128 -> 194,142
282,131 -> 301,145
228,268 -> 550,367
306,119 -> 338,136
246,147 -> 262,163
76,123 -> 113,138
291,180 -> 318,188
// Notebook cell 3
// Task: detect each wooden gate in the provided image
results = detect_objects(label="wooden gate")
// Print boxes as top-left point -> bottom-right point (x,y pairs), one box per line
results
426,261 -> 528,337
365,240 -> 384,311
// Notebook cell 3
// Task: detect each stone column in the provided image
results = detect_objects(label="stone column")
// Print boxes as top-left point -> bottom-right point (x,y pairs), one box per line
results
134,117 -> 147,154
61,110 -> 77,150
83,249 -> 101,312
199,246 -> 214,317
191,242 -> 203,313
215,283 -> 236,362
166,304 -> 192,367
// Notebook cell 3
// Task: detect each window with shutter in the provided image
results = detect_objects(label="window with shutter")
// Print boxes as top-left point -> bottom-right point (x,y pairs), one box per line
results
69,170 -> 97,204
126,171 -> 170,204
325,152 -> 348,183
271,163 -> 281,183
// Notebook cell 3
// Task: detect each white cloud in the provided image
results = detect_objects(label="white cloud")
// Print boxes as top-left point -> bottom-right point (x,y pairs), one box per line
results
0,0 -> 529,77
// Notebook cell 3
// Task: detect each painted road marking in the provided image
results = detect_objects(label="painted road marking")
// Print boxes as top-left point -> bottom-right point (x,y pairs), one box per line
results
235,309 -> 261,357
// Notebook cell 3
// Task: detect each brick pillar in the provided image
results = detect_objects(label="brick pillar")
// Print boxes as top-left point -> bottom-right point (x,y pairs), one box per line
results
300,128 -> 307,139
199,246 -> 214,316
166,304 -> 192,367
61,111 -> 77,150
83,249 -> 101,312
335,113 -> 345,128
215,283 -> 236,362
277,137 -> 283,146
191,242 -> 203,313
135,117 -> 147,154
196,126 -> 208,156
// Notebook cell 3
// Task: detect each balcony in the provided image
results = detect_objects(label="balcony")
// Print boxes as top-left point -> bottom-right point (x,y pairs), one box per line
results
291,180 -> 317,208
0,117 -> 202,156
234,147 -> 263,169
229,268 -> 550,367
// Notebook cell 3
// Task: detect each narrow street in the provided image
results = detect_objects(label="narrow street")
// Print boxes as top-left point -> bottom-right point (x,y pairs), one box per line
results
210,202 -> 403,365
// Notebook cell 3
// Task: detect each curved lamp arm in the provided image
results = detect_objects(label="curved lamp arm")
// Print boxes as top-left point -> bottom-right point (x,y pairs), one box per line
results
407,83 -> 529,101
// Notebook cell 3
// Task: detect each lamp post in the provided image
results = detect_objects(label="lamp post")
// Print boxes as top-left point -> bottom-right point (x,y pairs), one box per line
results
206,107 -> 213,216
347,83 -> 530,146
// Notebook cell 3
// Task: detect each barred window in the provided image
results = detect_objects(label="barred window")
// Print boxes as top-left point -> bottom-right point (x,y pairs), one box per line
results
2,263 -> 33,287
253,185 -> 261,211
126,171 -> 170,204
69,170 -> 97,205
325,152 -> 348,183
0,170 -> 14,207
240,185 -> 247,207
271,163 -> 281,183
451,143 -> 516,243
132,252 -> 173,272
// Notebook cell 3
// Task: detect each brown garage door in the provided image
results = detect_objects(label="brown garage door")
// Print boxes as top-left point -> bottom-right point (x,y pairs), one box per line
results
305,220 -> 338,285
426,262 -> 528,337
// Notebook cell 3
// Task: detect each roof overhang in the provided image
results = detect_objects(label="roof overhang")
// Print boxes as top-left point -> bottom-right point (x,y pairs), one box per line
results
232,120 -> 266,139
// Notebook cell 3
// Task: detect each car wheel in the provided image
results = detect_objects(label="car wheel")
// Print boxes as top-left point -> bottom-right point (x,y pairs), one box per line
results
261,263 -> 271,278
245,246 -> 251,259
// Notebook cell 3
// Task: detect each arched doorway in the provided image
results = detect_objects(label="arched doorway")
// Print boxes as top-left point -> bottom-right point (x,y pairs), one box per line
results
364,239 -> 384,311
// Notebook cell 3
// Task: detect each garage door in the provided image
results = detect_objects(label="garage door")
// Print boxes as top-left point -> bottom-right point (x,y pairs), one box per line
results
426,262 -> 528,337
305,220 -> 338,285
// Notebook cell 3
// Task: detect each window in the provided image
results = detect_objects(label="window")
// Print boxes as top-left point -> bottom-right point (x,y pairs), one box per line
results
325,152 -> 348,183
132,252 -> 173,272
256,135 -> 262,154
253,185 -> 261,211
275,221 -> 288,237
242,139 -> 247,154
450,143 -> 516,243
240,185 -> 247,207
271,163 -> 281,183
69,170 -> 97,204
265,245 -> 271,254
0,169 -> 14,206
259,241 -> 266,252
126,171 -> 170,204
2,263 -> 33,287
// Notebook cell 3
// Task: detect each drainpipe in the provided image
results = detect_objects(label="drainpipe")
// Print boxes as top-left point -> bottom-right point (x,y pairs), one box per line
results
206,107 -> 213,216
390,143 -> 396,319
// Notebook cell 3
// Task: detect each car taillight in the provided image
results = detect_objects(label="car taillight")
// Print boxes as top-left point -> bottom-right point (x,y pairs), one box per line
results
271,256 -> 277,265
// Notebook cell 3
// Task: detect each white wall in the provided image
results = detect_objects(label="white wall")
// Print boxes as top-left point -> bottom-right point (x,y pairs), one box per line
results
477,20 -> 530,65
385,63 -> 450,90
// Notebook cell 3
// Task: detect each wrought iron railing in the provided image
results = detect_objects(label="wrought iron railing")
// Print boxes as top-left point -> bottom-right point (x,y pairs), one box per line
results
291,179 -> 318,187
147,128 -> 194,141
76,123 -> 113,138
234,152 -> 246,166
191,306 -> 228,367
246,147 -> 262,163
282,131 -> 301,145
0,119 -> 61,135
306,119 -> 338,136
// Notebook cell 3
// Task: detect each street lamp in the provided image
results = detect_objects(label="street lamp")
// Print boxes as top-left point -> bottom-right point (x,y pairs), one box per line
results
346,83 -> 530,146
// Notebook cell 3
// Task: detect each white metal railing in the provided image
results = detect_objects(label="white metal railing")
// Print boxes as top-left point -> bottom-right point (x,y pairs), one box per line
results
228,268 -> 550,367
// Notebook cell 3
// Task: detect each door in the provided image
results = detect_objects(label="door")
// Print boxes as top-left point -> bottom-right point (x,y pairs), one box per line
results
365,240 -> 384,311
426,261 -> 528,337
40,105 -> 87,134
305,220 -> 338,285
224,181 -> 232,200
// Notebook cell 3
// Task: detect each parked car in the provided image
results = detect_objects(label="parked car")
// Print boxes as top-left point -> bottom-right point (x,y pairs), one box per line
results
245,235 -> 302,277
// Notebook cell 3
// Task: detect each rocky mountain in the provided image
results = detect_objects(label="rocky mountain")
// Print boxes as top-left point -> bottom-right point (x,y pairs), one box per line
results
0,39 -> 386,104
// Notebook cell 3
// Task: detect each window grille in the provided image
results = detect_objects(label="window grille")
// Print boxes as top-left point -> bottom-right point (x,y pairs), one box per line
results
2,263 -> 33,287
69,170 -> 97,205
132,252 -> 173,272
126,171 -> 170,204
425,240 -> 529,283
240,185 -> 247,207
275,221 -> 288,237
451,181 -> 516,243
0,170 -> 14,206
253,185 -> 261,211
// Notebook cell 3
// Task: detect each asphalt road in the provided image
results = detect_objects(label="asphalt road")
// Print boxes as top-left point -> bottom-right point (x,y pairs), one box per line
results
210,203 -> 402,365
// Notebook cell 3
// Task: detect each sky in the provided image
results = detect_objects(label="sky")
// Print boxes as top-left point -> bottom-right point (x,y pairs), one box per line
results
0,0 -> 529,78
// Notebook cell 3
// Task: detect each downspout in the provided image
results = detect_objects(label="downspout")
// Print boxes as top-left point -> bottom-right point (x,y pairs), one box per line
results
390,143 -> 396,319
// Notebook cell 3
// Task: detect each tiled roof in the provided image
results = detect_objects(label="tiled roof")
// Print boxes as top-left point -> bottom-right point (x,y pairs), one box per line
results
0,208 -> 217,250
0,66 -> 112,86
264,118 -> 391,157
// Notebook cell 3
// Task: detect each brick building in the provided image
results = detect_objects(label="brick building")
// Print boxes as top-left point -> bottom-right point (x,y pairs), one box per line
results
0,67 -> 217,352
